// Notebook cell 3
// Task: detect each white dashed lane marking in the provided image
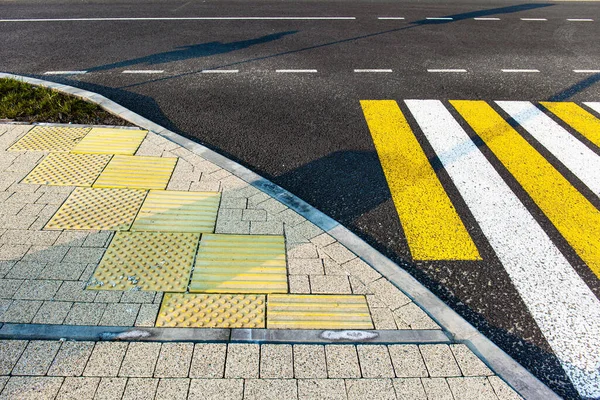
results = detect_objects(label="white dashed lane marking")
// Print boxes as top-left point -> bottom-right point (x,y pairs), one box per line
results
354,69 -> 393,73
377,17 -> 405,20
427,69 -> 467,73
574,70 -> 600,73
201,69 -> 239,73
122,70 -> 164,74
520,18 -> 548,21
474,17 -> 501,20
44,71 -> 87,75
0,17 -> 357,22
276,69 -> 318,73
567,18 -> 594,22
501,69 -> 540,73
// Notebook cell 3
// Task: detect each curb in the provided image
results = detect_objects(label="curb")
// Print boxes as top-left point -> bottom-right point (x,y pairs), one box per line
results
0,72 -> 559,399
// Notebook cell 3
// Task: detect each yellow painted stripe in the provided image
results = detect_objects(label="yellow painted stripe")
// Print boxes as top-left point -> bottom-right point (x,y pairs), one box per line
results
452,100 -> 600,279
361,100 -> 480,260
540,102 -> 600,149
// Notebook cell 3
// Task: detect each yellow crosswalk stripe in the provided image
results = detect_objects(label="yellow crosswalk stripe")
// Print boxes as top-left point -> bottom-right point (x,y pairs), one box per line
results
452,100 -> 600,279
361,100 -> 480,261
540,102 -> 600,149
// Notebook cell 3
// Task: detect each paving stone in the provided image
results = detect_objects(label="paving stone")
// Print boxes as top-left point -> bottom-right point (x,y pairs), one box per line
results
189,180 -> 220,191
368,279 -> 411,310
94,290 -> 123,303
370,307 -> 398,329
309,275 -> 352,294
54,231 -> 89,247
297,379 -> 347,400
388,345 -> 429,378
293,345 -> 327,378
12,340 -> 61,375
188,378 -> 243,400
260,344 -> 293,378
288,259 -> 324,275
56,377 -> 100,400
393,378 -> 427,400
64,302 -> 107,325
166,179 -> 192,191
189,343 -> 226,378
154,343 -> 194,378
0,376 -> 7,393
38,262 -> 87,280
0,340 -> 28,374
16,203 -> 45,218
325,345 -> 361,378
23,245 -> 69,263
217,208 -> 243,222
32,301 -> 72,324
84,342 -> 128,377
94,377 -> 127,400
0,278 -> 24,298
248,192 -> 270,207
393,303 -> 440,330
120,290 -> 156,304
135,303 -> 160,327
0,298 -> 11,319
0,230 -> 59,246
419,345 -> 462,377
447,376 -> 499,400
80,263 -> 98,282
288,275 -> 311,294
224,344 -> 259,378
14,279 -> 62,300
215,220 -> 250,234
0,214 -> 37,230
252,198 -> 287,214
340,258 -> 381,284
0,260 -> 16,278
55,281 -> 97,302
365,294 -> 386,309
322,258 -> 348,276
1,299 -> 42,323
310,233 -> 336,248
345,378 -> 396,400
421,377 -> 454,400
0,376 -> 63,400
321,242 -> 356,264
0,203 -> 24,216
244,379 -> 298,400
119,342 -> 161,377
271,208 -> 305,226
287,243 -> 318,259
242,209 -> 267,221
488,376 -> 523,400
122,378 -> 159,400
155,378 -> 190,400
349,276 -> 372,295
0,244 -> 30,261
36,192 -> 70,205
48,341 -> 95,376
99,303 -> 140,326
250,221 -> 284,235
356,345 -> 395,378
82,232 -> 113,248
450,344 -> 493,376
5,192 -> 43,204
220,197 -> 247,209
62,247 -> 105,264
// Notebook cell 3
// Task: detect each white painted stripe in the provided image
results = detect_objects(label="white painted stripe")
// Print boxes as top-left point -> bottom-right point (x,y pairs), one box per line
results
583,102 -> 600,115
426,17 -> 453,20
497,101 -> 600,199
122,70 -> 164,74
501,69 -> 540,73
0,17 -> 356,22
405,99 -> 600,399
377,17 -> 405,20
567,18 -> 594,21
520,18 -> 548,21
201,69 -> 239,74
275,69 -> 318,73
354,69 -> 393,73
427,69 -> 467,73
43,71 -> 87,75
574,70 -> 600,73
474,17 -> 501,20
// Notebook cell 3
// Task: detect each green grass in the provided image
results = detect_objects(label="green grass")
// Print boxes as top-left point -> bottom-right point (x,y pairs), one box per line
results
0,78 -> 130,125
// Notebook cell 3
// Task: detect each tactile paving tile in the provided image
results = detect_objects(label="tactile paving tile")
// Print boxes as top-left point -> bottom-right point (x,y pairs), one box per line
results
267,294 -> 374,329
190,234 -> 288,294
9,126 -> 90,152
45,187 -> 147,230
71,128 -> 147,155
88,231 -> 199,292
131,190 -> 221,233
22,153 -> 112,186
93,155 -> 177,190
156,293 -> 266,328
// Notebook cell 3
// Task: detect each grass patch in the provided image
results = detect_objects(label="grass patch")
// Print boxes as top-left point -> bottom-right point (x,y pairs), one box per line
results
0,78 -> 131,125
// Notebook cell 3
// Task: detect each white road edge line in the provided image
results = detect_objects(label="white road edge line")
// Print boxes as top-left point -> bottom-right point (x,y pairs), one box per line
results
427,69 -> 467,73
520,18 -> 547,21
43,71 -> 87,75
584,102 -> 600,116
567,18 -> 594,21
405,99 -> 600,400
275,69 -> 318,73
573,70 -> 600,73
0,17 -> 357,22
122,70 -> 164,74
501,69 -> 540,73
354,69 -> 393,73
201,69 -> 239,73
426,17 -> 453,20
474,17 -> 500,20
377,17 -> 405,20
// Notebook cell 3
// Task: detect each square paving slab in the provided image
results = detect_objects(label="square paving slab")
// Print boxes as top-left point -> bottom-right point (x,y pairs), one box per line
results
9,126 -> 90,152
93,155 -> 177,190
22,153 -> 112,186
71,128 -> 147,155
44,187 -> 147,230
190,234 -> 287,294
156,293 -> 266,328
89,231 -> 200,292
131,190 -> 221,233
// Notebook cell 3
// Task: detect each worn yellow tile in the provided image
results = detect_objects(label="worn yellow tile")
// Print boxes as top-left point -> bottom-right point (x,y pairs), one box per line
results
71,128 -> 147,155
93,156 -> 177,190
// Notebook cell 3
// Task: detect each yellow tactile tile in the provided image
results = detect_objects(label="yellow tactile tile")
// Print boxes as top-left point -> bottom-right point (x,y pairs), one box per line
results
88,231 -> 199,292
9,126 -> 90,152
22,153 -> 112,186
45,187 -> 146,230
93,155 -> 177,190
71,128 -> 147,155
267,294 -> 374,329
190,234 -> 287,294
156,293 -> 266,328
131,190 -> 221,233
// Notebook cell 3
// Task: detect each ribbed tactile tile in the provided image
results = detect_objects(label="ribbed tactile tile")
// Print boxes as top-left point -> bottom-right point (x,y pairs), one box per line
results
190,234 -> 287,293
267,294 -> 374,329
89,231 -> 199,292
45,187 -> 147,230
71,128 -> 147,155
156,293 -> 266,328
132,190 -> 221,233
9,126 -> 90,152
22,153 -> 112,186
93,155 -> 177,190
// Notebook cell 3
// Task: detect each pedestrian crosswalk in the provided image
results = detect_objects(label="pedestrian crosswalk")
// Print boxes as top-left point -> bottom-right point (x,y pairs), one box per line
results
361,99 -> 600,399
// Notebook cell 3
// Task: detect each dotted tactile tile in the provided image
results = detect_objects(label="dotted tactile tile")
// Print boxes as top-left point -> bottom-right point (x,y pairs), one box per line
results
156,293 -> 266,328
44,187 -> 146,230
88,231 -> 199,292
8,126 -> 90,152
22,153 -> 112,186
190,234 -> 287,294
71,128 -> 147,155
93,155 -> 177,190
132,190 -> 221,233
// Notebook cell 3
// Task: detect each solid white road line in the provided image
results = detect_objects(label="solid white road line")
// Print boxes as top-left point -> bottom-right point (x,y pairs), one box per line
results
426,17 -> 453,20
43,71 -> 87,75
275,69 -> 318,73
354,69 -> 393,73
474,17 -> 500,20
427,69 -> 467,73
574,70 -> 600,73
567,18 -> 594,21
122,70 -> 164,74
501,69 -> 540,73
0,17 -> 356,22
377,17 -> 405,20
497,101 -> 600,199
201,69 -> 239,73
520,18 -> 548,21
583,102 -> 600,116
405,99 -> 600,399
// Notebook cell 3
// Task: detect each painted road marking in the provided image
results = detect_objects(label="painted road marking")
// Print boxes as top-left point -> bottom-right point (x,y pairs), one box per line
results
360,100 -> 480,261
276,69 -> 318,73
584,102 -> 600,116
377,17 -> 405,20
501,69 -> 540,73
453,100 -> 600,279
540,102 -> 600,149
44,70 -> 87,75
520,18 -> 548,21
354,69 -> 393,73
201,69 -> 239,73
573,70 -> 600,73
474,17 -> 501,20
426,17 -> 453,20
405,99 -> 600,399
427,69 -> 467,73
0,17 -> 357,22
567,18 -> 594,21
496,101 -> 600,199
122,70 -> 164,74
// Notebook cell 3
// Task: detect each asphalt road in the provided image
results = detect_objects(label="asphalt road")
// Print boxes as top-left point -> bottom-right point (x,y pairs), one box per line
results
2,0 -> 600,398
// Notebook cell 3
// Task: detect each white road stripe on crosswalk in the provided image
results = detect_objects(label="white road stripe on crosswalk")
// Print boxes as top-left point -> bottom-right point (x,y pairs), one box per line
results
583,102 -> 600,116
496,101 -> 600,199
405,99 -> 600,399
